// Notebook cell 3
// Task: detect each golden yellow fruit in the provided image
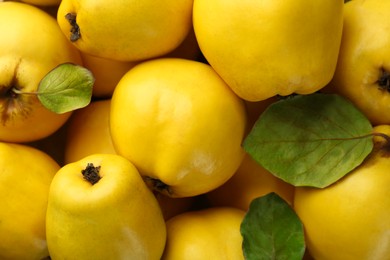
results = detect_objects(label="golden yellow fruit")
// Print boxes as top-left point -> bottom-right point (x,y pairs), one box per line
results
46,153 -> 167,259
28,122 -> 68,166
324,0 -> 390,125
154,192 -> 197,221
0,2 -> 82,143
110,58 -> 247,197
243,96 -> 278,135
164,28 -> 201,61
162,207 -> 246,259
0,142 -> 59,259
80,52 -> 137,98
207,153 -> 295,210
294,125 -> 390,259
193,0 -> 344,101
64,99 -> 116,164
57,0 -> 193,61
20,0 -> 61,6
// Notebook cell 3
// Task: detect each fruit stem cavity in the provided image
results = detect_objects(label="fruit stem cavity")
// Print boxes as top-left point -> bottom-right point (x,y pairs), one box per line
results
377,68 -> 390,92
82,163 -> 101,185
144,176 -> 173,195
372,132 -> 390,153
65,13 -> 81,42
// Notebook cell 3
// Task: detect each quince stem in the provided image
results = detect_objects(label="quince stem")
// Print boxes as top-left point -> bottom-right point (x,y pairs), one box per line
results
372,132 -> 390,151
65,13 -> 81,42
81,163 -> 102,185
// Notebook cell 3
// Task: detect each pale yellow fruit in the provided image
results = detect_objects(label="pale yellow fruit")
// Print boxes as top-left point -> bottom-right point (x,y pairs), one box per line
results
324,0 -> 390,125
0,2 -> 82,143
294,125 -> 390,259
80,52 -> 137,98
64,99 -> 116,164
162,207 -> 246,259
110,58 -> 247,197
207,153 -> 295,210
193,0 -> 344,101
0,142 -> 59,260
57,0 -> 194,62
46,153 -> 167,260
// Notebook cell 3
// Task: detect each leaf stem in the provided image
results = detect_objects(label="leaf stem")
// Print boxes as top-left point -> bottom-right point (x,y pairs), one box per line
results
372,132 -> 390,148
12,88 -> 38,95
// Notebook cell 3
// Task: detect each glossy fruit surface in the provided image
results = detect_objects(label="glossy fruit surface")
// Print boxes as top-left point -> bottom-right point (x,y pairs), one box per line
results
193,0 -> 344,101
64,99 -> 116,164
80,52 -> 137,98
46,153 -> 167,259
57,0 -> 193,61
110,58 -> 247,197
207,153 -> 295,210
0,2 -> 82,142
324,0 -> 390,125
294,125 -> 390,260
162,207 -> 246,259
0,142 -> 59,259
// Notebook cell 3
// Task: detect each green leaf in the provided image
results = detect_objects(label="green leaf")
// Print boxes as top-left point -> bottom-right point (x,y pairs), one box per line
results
37,63 -> 94,114
241,192 -> 305,260
243,93 -> 373,188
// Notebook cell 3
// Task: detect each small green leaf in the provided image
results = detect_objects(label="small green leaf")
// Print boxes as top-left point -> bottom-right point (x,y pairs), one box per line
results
241,192 -> 305,260
37,63 -> 94,114
243,93 -> 373,188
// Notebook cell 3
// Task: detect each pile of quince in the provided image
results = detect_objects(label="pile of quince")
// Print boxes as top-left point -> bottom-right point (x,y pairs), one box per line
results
0,0 -> 389,259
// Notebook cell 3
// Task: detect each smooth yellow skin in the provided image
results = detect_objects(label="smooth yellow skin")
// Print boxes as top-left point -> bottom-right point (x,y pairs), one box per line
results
193,0 -> 344,101
64,99 -> 116,164
207,153 -> 295,210
162,207 -> 245,260
57,0 -> 193,62
46,154 -> 167,260
294,125 -> 390,260
0,142 -> 59,260
324,0 -> 390,125
110,58 -> 247,197
0,2 -> 82,143
80,52 -> 137,98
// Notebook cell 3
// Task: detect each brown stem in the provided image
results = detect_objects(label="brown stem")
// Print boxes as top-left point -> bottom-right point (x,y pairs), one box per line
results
372,132 -> 390,144
65,13 -> 81,42
81,163 -> 101,185
371,132 -> 390,153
